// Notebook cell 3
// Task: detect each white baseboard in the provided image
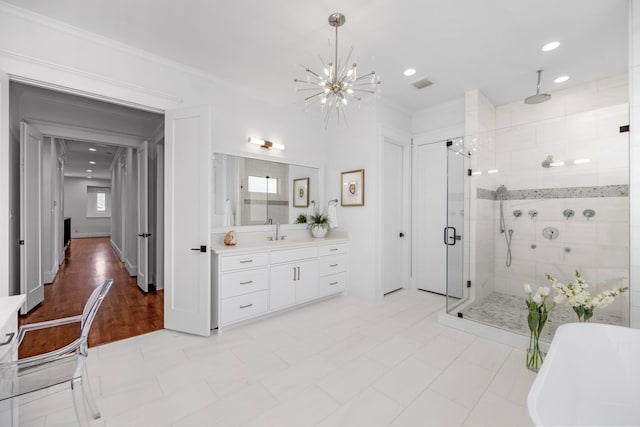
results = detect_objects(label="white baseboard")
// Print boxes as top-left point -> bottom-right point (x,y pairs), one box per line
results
71,232 -> 111,238
43,264 -> 58,284
125,259 -> 137,277
110,239 -> 124,261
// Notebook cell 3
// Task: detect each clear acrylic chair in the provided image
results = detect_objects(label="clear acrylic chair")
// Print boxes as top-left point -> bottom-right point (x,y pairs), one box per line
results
0,279 -> 113,427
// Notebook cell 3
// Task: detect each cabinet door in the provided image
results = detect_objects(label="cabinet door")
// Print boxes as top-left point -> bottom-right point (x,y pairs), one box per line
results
269,263 -> 296,310
295,260 -> 319,303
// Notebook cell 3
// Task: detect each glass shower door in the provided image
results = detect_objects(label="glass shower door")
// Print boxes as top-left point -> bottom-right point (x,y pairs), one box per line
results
445,140 -> 469,311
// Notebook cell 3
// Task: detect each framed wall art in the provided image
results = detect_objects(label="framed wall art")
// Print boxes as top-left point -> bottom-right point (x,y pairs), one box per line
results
341,169 -> 364,206
293,177 -> 310,207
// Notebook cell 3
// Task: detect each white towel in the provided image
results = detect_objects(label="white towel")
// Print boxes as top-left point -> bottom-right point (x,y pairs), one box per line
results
306,201 -> 316,219
223,199 -> 233,227
327,203 -> 338,229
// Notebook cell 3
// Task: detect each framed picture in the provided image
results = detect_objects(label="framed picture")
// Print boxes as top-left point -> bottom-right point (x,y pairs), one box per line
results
341,169 -> 365,206
293,177 -> 310,207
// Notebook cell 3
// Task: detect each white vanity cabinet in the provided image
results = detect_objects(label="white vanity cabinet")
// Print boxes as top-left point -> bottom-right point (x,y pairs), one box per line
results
214,251 -> 269,327
269,246 -> 319,310
212,237 -> 348,332
318,243 -> 348,296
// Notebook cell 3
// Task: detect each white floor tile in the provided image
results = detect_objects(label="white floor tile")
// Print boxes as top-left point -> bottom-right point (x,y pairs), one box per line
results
17,292 -> 537,427
316,356 -> 388,404
463,391 -> 533,427
316,387 -> 404,427
243,385 -> 338,427
429,359 -> 496,410
389,389 -> 469,427
373,356 -> 441,406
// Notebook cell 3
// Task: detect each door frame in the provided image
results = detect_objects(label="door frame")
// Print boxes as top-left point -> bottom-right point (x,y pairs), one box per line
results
378,127 -> 412,299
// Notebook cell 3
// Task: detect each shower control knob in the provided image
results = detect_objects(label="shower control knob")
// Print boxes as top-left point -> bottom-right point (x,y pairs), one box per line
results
542,226 -> 559,240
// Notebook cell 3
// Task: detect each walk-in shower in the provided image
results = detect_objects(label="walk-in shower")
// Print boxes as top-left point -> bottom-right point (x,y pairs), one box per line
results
445,85 -> 630,343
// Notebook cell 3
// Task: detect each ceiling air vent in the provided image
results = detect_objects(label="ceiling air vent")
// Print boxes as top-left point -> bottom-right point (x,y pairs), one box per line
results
411,77 -> 433,89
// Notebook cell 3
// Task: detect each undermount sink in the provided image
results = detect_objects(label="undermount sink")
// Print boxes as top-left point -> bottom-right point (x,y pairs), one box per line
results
528,323 -> 640,426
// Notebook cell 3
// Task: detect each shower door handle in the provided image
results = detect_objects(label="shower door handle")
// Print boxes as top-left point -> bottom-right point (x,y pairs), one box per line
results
444,227 -> 457,245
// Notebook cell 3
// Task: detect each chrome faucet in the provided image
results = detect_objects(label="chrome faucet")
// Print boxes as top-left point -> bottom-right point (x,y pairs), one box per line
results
275,222 -> 279,241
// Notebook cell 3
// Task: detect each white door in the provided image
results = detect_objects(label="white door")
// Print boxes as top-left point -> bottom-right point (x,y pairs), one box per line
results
164,106 -> 211,336
414,142 -> 447,294
20,121 -> 44,314
383,140 -> 405,294
137,140 -> 149,292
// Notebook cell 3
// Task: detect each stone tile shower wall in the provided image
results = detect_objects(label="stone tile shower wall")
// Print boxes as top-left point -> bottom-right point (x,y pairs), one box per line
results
471,74 -> 629,321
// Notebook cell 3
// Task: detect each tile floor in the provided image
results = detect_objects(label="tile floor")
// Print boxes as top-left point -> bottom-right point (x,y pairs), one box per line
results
18,290 -> 535,427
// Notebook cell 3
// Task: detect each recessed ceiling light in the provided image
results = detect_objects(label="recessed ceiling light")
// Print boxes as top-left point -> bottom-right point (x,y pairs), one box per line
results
403,68 -> 416,77
88,148 -> 97,152
89,161 -> 96,165
86,169 -> 92,173
542,41 -> 560,52
554,75 -> 570,83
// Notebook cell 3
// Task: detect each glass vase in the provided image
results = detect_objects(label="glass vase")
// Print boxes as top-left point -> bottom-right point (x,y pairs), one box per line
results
526,332 -> 544,372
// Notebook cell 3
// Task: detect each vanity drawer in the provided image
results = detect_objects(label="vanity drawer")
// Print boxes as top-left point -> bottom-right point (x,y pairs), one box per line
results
221,268 -> 268,299
319,254 -> 347,276
270,246 -> 318,265
318,243 -> 347,257
220,252 -> 268,271
220,291 -> 268,325
319,272 -> 347,296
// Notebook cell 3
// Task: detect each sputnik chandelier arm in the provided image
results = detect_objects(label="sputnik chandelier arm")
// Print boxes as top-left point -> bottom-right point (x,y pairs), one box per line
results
294,12 -> 380,127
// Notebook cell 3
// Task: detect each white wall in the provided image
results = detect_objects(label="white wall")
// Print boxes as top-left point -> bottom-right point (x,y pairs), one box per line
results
412,98 -> 465,139
324,106 -> 382,300
63,177 -> 111,238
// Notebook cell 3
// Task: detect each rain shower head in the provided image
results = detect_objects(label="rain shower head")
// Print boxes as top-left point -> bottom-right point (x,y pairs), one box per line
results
524,70 -> 552,104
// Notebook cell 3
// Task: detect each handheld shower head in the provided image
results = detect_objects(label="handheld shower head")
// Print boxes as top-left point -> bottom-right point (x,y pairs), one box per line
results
496,185 -> 508,200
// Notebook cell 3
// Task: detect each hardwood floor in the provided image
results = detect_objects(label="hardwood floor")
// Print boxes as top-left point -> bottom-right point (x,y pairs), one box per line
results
18,237 -> 164,358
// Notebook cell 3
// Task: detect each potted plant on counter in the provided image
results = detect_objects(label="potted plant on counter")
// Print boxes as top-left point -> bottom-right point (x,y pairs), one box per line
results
307,213 -> 329,238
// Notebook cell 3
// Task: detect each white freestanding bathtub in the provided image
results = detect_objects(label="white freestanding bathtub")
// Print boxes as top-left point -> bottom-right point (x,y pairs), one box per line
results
528,323 -> 640,426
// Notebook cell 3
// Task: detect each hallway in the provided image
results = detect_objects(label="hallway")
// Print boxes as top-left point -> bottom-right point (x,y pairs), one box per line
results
19,237 -> 164,358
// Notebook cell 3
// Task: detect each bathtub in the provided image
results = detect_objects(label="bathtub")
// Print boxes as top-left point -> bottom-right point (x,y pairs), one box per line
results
528,323 -> 640,426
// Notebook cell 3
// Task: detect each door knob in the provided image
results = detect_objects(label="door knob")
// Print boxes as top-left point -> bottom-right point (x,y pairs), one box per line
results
399,232 -> 405,238
190,245 -> 207,252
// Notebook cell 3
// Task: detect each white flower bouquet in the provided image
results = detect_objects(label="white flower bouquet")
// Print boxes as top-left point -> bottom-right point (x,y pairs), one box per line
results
545,270 -> 628,323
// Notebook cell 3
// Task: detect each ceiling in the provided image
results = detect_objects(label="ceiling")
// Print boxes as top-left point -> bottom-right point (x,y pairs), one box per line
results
4,0 -> 629,113
63,140 -> 117,180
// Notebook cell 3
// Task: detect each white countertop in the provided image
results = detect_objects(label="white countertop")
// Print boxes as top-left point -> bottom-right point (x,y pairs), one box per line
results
0,295 -> 26,327
211,232 -> 348,255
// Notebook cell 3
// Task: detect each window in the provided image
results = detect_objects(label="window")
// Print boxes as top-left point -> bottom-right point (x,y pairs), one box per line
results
86,186 -> 111,218
247,175 -> 278,194
96,192 -> 106,212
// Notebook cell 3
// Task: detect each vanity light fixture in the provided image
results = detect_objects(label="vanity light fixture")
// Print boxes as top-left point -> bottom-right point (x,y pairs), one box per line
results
248,137 -> 285,151
542,41 -> 560,52
554,75 -> 570,83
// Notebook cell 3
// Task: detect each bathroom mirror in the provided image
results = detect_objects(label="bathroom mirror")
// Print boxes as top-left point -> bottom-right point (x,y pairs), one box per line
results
212,153 -> 320,228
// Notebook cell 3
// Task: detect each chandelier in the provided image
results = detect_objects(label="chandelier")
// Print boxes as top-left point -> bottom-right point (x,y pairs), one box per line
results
294,13 -> 380,127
